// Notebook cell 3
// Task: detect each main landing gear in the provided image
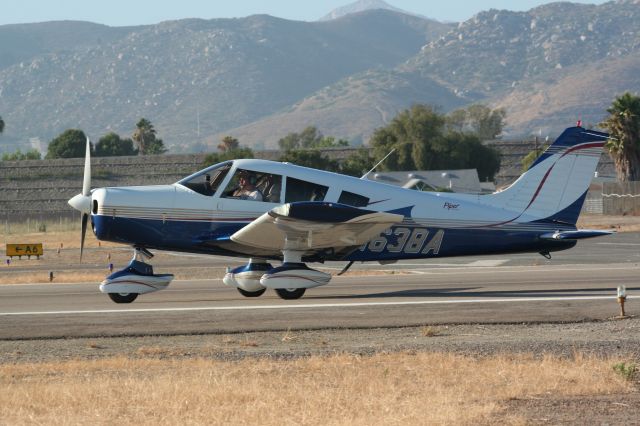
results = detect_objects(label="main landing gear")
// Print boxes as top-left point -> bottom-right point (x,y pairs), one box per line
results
100,248 -> 174,304
224,251 -> 332,300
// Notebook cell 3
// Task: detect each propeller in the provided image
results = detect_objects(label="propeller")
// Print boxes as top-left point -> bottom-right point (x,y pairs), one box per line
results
68,137 -> 92,262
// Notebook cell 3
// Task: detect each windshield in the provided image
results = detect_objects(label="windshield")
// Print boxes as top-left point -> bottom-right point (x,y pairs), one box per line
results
177,161 -> 232,196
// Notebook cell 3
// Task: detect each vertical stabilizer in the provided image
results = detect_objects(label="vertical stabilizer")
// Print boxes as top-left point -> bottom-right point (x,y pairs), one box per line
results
487,126 -> 608,225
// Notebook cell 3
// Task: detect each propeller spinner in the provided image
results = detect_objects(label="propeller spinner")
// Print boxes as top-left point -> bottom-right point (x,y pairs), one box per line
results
67,138 -> 92,261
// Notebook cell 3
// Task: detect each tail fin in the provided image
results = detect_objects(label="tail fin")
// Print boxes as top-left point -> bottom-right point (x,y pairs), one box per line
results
488,126 -> 608,225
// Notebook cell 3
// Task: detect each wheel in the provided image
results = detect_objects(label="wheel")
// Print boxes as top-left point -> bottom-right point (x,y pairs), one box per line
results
237,287 -> 267,297
108,293 -> 138,304
275,288 -> 306,300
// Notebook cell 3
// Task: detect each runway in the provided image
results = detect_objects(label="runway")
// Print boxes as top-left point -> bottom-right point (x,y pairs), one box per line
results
1,232 -> 639,339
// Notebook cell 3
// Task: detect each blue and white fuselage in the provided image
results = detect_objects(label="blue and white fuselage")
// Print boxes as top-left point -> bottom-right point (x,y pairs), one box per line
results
70,126 -> 613,302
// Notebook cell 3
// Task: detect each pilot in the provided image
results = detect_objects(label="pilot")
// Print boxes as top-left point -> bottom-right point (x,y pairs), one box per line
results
233,171 -> 263,201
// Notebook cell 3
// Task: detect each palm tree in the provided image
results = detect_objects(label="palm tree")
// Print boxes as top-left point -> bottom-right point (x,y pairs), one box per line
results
132,118 -> 155,155
601,92 -> 640,181
0,115 -> 4,134
217,136 -> 239,152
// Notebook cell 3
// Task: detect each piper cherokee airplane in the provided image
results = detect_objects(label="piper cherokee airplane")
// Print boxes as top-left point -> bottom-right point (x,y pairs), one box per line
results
68,125 -> 613,303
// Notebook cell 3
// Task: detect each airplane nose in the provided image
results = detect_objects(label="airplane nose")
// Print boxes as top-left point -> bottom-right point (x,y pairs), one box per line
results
68,193 -> 91,213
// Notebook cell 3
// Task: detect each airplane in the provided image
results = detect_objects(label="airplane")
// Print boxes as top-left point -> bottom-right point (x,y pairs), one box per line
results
68,125 -> 613,304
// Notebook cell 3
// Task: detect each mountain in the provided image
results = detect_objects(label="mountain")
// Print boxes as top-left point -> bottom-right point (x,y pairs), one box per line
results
0,10 -> 449,153
1,1 -> 639,155
401,0 -> 640,134
492,54 -> 640,135
0,21 -> 137,71
319,0 -> 422,21
223,1 -> 640,144
219,69 -> 466,148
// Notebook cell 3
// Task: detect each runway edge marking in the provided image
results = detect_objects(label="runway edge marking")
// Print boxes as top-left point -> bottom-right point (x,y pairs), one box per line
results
0,295 -> 637,316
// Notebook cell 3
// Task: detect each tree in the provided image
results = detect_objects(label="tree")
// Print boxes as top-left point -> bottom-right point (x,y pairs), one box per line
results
279,149 -> 340,172
0,115 -> 4,134
46,129 -> 90,159
446,105 -> 506,140
1,148 -> 41,161
132,118 -> 167,155
95,132 -> 137,157
369,104 -> 501,181
466,105 -> 506,140
340,147 -> 375,177
370,104 -> 446,171
217,136 -> 239,152
277,126 -> 349,150
600,92 -> 640,181
202,147 -> 254,167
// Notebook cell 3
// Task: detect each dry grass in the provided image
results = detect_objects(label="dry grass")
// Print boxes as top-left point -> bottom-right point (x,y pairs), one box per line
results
421,326 -> 440,337
0,271 -> 111,284
1,228 -> 117,250
0,352 -> 632,425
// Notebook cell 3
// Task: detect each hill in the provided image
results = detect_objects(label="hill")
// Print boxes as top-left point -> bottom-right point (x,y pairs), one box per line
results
0,10 -> 448,153
0,21 -> 137,71
319,0 -> 422,21
214,0 -> 640,144
1,1 -> 639,153
219,69 -> 465,147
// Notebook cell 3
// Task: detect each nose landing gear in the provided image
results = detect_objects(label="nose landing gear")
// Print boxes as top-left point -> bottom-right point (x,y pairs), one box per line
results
100,248 -> 174,304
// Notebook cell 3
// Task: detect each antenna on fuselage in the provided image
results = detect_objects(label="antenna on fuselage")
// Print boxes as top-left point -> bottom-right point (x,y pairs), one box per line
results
360,148 -> 396,180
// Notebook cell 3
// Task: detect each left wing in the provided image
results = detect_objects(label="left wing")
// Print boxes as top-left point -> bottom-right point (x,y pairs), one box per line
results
230,202 -> 403,251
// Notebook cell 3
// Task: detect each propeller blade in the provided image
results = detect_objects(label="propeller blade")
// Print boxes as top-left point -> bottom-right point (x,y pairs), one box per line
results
80,213 -> 88,262
82,137 -> 91,196
78,137 -> 91,262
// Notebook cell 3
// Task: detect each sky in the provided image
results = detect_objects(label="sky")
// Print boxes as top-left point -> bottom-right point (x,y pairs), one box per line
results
0,0 -> 609,27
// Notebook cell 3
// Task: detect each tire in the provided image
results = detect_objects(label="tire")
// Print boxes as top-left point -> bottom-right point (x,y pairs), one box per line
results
237,287 -> 267,297
275,288 -> 306,300
108,293 -> 139,304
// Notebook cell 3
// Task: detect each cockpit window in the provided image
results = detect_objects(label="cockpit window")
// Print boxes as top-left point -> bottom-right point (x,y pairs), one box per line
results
177,161 -> 232,196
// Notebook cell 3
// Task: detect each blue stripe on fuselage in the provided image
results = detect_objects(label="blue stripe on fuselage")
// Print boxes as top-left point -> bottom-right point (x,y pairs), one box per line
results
345,225 -> 576,261
93,215 -> 576,262
92,214 -> 247,256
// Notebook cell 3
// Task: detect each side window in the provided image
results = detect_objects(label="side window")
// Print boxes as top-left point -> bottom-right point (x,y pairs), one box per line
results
222,169 -> 283,203
338,191 -> 369,207
285,177 -> 329,203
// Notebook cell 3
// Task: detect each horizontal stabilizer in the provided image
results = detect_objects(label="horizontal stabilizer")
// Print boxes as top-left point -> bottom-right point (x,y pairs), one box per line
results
540,229 -> 614,240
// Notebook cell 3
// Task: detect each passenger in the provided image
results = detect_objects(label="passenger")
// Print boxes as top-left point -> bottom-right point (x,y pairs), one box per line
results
233,171 -> 263,201
258,174 -> 281,203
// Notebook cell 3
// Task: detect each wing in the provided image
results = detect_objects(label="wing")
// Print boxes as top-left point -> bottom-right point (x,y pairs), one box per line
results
230,202 -> 403,252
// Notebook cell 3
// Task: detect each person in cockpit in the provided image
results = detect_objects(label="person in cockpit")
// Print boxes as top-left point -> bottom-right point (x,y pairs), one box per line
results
232,171 -> 263,201
257,174 -> 281,203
